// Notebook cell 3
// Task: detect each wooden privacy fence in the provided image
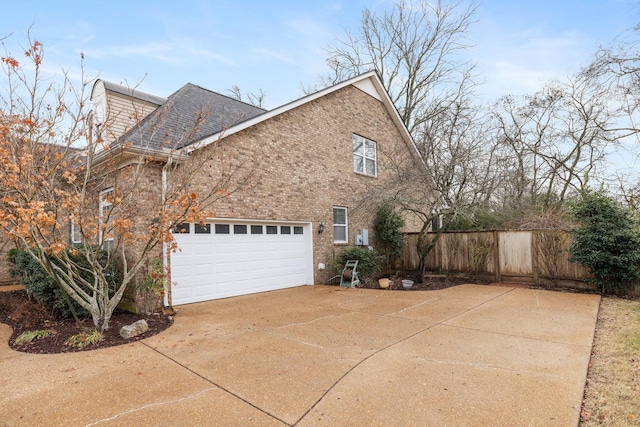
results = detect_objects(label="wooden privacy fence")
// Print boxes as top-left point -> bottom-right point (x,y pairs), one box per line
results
392,229 -> 640,296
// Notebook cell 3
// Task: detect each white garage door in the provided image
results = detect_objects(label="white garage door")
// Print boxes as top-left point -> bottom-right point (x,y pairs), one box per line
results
170,221 -> 313,305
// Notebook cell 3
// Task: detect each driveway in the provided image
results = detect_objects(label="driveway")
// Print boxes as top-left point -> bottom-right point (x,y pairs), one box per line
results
0,284 -> 600,426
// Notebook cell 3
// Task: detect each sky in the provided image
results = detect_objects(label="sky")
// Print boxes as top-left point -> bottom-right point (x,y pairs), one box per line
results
2,0 -> 639,110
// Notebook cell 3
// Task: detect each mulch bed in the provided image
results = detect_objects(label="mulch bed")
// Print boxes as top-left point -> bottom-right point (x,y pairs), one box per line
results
360,275 -> 489,291
0,289 -> 173,354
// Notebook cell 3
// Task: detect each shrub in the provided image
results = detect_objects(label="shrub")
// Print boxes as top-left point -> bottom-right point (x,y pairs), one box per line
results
569,190 -> 640,294
8,247 -> 57,303
64,329 -> 104,349
335,246 -> 381,280
8,247 -> 121,318
14,330 -> 53,345
373,204 -> 405,257
8,248 -> 86,318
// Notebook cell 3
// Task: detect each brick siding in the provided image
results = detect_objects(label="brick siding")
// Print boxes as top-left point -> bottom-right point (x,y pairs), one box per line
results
0,81 -> 431,289
184,84 -> 428,283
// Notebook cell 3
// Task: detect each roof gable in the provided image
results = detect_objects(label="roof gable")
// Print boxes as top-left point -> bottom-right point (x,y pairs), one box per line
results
102,72 -> 422,168
188,71 -> 421,163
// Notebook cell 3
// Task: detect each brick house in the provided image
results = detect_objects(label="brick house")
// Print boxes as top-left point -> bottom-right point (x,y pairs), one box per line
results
2,71 -> 431,305
0,232 -> 11,285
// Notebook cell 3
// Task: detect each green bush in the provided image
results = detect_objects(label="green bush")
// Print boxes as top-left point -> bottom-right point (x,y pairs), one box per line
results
8,248 -> 88,318
374,204 -> 405,257
8,247 -> 121,318
335,246 -> 381,279
569,191 -> 640,294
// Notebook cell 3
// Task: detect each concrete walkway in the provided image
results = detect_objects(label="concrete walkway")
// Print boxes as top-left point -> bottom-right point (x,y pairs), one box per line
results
0,284 -> 600,426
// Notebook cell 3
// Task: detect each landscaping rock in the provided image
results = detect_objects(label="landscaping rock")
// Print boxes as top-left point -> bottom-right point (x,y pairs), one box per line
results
119,319 -> 149,339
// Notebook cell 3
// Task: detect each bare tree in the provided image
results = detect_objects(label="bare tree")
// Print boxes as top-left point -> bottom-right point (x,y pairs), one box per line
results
492,73 -> 627,216
226,84 -> 268,109
377,90 -> 500,278
318,1 -> 504,279
0,36 -> 255,331
413,91 -> 500,221
581,25 -> 640,203
317,0 -> 477,135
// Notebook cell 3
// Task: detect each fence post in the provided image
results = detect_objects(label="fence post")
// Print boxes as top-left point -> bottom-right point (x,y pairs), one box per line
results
532,230 -> 539,286
493,230 -> 501,282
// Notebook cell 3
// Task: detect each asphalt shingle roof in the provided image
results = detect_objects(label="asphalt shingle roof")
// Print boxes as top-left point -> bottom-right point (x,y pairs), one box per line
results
118,83 -> 266,150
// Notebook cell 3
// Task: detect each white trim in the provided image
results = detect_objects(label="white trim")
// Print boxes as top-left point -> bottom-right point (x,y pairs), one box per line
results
203,217 -> 311,225
353,134 -> 377,177
353,78 -> 382,101
70,218 -> 82,244
333,206 -> 348,244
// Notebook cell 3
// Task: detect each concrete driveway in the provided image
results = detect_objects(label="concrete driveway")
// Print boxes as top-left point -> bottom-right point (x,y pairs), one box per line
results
0,284 -> 600,426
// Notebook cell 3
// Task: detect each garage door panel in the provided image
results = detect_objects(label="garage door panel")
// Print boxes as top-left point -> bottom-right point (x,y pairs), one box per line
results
193,264 -> 213,277
171,223 -> 313,305
171,221 -> 311,305
194,284 -> 215,297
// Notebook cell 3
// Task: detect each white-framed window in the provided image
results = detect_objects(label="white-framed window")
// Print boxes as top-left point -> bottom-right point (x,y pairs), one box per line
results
99,187 -> 114,244
333,206 -> 348,244
71,217 -> 82,244
353,134 -> 377,177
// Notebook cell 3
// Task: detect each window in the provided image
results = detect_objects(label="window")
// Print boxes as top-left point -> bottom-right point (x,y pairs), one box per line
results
234,224 -> 247,234
251,225 -> 263,234
333,207 -> 348,243
172,222 -> 190,234
353,134 -> 377,177
194,223 -> 211,234
281,226 -> 291,234
71,218 -> 82,244
99,188 -> 114,244
215,224 -> 230,234
294,226 -> 304,235
266,226 -> 278,235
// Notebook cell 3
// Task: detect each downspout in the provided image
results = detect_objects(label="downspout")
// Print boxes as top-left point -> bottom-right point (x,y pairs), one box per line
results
162,158 -> 174,310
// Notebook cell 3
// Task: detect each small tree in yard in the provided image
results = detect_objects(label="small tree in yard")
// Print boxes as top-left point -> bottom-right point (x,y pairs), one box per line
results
0,36 -> 253,331
374,204 -> 405,257
373,204 -> 405,275
569,190 -> 640,294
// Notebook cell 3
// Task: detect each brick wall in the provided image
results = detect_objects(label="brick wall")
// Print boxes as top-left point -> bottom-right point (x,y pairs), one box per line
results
184,84 -> 430,283
89,162 -> 165,312
0,234 -> 16,285
0,81 -> 431,288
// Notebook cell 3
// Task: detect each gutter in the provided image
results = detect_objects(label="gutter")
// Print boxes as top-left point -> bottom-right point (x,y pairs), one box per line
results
92,144 -> 190,169
162,158 -> 174,309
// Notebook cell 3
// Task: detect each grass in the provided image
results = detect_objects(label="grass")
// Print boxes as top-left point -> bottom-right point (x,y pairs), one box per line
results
628,305 -> 640,351
581,297 -> 640,426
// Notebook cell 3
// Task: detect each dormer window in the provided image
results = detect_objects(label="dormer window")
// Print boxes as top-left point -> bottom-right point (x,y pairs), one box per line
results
353,134 -> 377,177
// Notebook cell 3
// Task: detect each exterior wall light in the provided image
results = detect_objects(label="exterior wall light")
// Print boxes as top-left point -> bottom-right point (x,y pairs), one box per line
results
318,223 -> 325,234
